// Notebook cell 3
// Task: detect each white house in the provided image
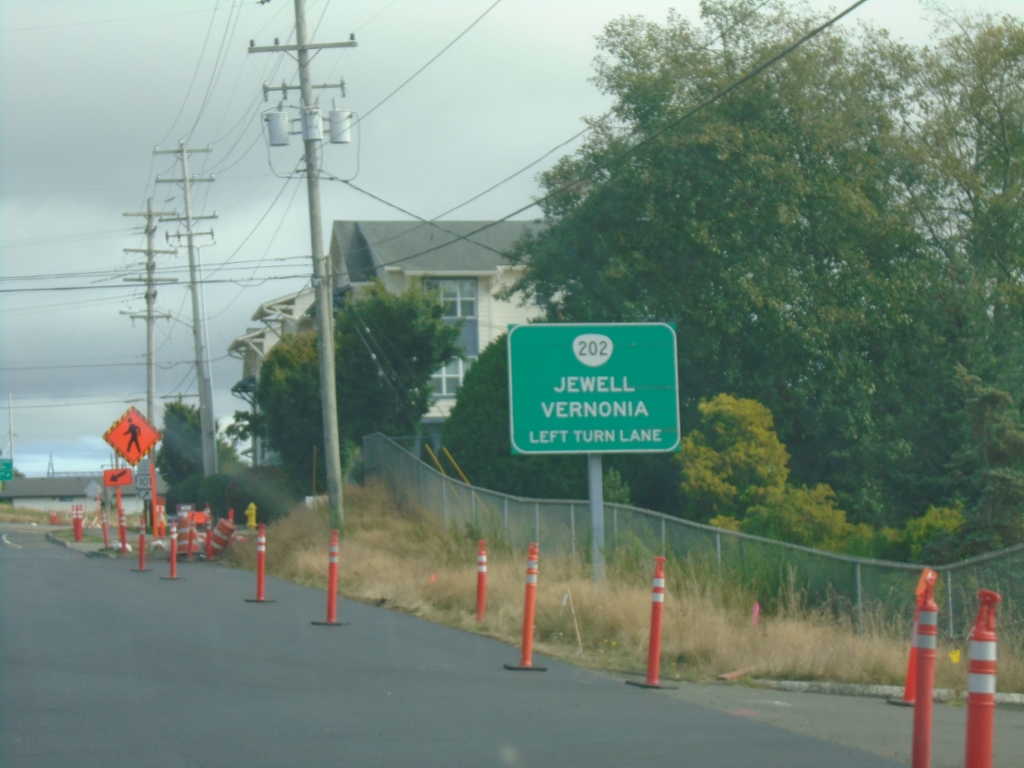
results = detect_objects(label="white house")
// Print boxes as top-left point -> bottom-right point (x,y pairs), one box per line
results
228,219 -> 544,456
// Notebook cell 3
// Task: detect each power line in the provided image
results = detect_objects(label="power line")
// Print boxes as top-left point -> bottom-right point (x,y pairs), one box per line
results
0,274 -> 314,294
5,6 -> 222,32
356,0 -> 504,125
156,1 -> 223,147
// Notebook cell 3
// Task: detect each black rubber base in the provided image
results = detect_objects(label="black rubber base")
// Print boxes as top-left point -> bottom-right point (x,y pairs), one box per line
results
130,569 -> 151,572
310,620 -> 351,626
504,663 -> 547,672
886,698 -> 914,707
625,679 -> 679,690
245,598 -> 276,603
159,576 -> 183,580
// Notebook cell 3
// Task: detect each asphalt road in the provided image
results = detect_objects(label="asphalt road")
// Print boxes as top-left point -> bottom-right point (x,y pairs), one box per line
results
1,525 -> 907,767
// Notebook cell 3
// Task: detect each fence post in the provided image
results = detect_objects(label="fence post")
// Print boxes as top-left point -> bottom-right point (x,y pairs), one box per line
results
715,532 -> 722,572
660,517 -> 666,557
570,502 -> 575,560
534,502 -> 540,545
442,480 -> 448,525
613,506 -> 618,549
856,562 -> 863,633
946,569 -> 954,640
503,496 -> 508,539
471,486 -> 477,527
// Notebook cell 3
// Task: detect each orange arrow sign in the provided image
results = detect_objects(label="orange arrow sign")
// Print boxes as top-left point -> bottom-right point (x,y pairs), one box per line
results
103,468 -> 133,487
103,407 -> 161,466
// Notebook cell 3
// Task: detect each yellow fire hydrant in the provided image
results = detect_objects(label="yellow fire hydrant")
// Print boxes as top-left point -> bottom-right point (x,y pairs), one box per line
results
244,502 -> 258,530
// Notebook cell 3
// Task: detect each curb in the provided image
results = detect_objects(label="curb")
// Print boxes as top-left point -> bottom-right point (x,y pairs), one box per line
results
753,679 -> 1024,707
44,532 -> 116,558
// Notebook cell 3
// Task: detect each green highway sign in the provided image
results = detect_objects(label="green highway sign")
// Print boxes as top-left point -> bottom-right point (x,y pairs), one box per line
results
0,458 -> 12,482
508,323 -> 680,455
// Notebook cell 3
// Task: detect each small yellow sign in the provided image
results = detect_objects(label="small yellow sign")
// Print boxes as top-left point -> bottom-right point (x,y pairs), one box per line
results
949,649 -> 961,664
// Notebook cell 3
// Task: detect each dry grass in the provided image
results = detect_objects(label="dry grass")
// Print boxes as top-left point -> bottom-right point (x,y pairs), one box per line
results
0,505 -> 50,524
224,482 -> 1024,693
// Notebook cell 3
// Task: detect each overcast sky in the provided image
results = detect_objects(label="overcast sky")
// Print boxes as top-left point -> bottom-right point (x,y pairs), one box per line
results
1,0 -> 1018,477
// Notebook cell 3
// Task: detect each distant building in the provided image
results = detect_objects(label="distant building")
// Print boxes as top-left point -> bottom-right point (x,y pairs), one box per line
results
228,220 -> 544,459
0,474 -> 167,515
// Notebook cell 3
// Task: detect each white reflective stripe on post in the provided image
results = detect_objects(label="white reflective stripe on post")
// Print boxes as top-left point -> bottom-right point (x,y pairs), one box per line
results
918,611 -> 938,626
478,565 -> 487,573
651,593 -> 664,603
478,555 -> 487,563
525,573 -> 537,584
970,640 -> 997,662
526,560 -> 538,570
913,634 -> 937,650
652,578 -> 665,588
329,556 -> 339,564
968,673 -> 997,695
257,545 -> 266,553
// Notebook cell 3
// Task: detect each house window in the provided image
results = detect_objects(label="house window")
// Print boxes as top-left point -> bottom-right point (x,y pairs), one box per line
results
431,357 -> 476,398
424,279 -> 476,319
425,279 -> 480,399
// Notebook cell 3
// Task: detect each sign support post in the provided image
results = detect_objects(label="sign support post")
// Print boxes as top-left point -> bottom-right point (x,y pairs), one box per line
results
588,453 -> 605,581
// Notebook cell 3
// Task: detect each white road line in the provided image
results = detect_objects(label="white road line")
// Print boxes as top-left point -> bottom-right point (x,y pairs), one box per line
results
2,533 -> 22,549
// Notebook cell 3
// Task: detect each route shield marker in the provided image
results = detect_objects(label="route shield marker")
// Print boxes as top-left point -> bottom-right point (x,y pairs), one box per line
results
103,407 -> 161,466
103,468 -> 133,487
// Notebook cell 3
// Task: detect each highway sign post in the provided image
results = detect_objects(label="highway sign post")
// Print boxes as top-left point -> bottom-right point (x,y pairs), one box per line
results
508,323 -> 680,581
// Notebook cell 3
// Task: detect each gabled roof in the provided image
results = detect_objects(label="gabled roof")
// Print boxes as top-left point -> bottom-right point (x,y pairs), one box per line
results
331,220 -> 544,284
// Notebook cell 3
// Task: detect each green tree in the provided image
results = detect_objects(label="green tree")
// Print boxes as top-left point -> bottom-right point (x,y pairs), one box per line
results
156,400 -> 243,485
157,401 -> 201,485
258,281 -> 462,489
679,395 -> 789,521
505,3 -> 1024,533
949,366 -> 1024,555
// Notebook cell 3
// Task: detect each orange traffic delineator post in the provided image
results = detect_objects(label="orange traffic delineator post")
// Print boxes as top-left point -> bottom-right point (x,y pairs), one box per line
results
312,530 -> 349,626
245,523 -> 275,603
204,509 -> 213,561
476,540 -> 488,622
889,568 -> 936,707
131,520 -> 150,572
505,543 -> 546,672
116,487 -> 128,554
72,506 -> 83,542
160,519 -> 182,580
911,569 -> 939,768
627,556 -> 678,690
965,589 -> 1001,768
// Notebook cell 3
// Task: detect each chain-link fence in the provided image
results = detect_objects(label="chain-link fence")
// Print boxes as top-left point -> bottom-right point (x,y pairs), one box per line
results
363,433 -> 1022,645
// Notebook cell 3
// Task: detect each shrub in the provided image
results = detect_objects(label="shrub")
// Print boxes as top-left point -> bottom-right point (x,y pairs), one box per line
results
224,466 -> 302,527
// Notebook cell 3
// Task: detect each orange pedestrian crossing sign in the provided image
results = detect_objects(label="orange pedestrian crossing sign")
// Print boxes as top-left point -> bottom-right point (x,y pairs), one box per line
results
103,407 -> 161,466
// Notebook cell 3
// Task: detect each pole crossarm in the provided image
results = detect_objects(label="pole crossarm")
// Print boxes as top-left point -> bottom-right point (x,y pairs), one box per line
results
262,80 -> 346,100
248,40 -> 357,53
160,214 -> 218,223
123,211 -> 175,218
167,230 -> 214,239
120,312 -> 173,320
123,247 -> 176,255
155,177 -> 215,184
122,277 -> 178,283
153,146 -> 211,155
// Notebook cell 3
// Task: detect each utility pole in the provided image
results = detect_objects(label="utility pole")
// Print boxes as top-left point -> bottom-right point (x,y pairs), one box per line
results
123,198 -> 177,424
7,392 -> 12,462
248,1 -> 356,531
155,143 -> 219,476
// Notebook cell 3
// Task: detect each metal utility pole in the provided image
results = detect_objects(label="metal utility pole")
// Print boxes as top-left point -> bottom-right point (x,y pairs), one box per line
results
123,198 -> 177,424
248,0 -> 356,531
155,143 -> 219,476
